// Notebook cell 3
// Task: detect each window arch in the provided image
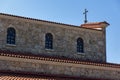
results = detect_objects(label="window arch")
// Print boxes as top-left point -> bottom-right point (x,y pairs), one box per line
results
77,38 -> 84,53
45,33 -> 53,49
7,27 -> 16,44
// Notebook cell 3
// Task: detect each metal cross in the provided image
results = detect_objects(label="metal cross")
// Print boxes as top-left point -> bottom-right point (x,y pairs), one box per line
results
83,9 -> 88,23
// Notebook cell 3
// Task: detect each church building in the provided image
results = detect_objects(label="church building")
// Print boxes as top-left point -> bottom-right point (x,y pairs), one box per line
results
0,13 -> 120,80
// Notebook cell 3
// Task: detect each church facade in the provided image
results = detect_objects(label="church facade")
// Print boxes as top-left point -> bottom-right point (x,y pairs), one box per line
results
0,13 -> 120,80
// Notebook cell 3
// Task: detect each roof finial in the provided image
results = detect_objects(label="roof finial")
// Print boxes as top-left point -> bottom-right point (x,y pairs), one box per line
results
83,9 -> 88,23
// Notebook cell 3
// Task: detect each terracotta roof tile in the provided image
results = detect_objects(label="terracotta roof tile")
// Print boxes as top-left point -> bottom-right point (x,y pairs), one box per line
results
81,21 -> 110,29
0,71 -> 110,80
81,21 -> 110,26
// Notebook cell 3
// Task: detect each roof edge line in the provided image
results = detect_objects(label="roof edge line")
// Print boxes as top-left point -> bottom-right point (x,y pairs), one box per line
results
0,13 -> 79,27
0,13 -> 103,31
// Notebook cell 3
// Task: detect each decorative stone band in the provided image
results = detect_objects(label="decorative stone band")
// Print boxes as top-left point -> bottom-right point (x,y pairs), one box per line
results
0,50 -> 120,69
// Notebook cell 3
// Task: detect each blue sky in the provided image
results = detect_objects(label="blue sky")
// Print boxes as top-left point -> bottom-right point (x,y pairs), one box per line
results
0,0 -> 120,64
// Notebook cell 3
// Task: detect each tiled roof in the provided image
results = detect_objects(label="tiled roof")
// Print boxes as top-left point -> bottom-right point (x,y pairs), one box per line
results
0,71 -> 110,80
81,21 -> 110,29
0,50 -> 120,69
81,21 -> 110,26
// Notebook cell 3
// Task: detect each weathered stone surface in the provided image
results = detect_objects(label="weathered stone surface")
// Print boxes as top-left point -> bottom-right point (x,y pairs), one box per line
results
0,14 -> 106,62
0,57 -> 119,80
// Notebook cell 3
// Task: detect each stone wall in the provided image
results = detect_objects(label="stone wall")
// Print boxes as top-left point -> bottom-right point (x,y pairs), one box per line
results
0,14 -> 106,62
0,56 -> 119,80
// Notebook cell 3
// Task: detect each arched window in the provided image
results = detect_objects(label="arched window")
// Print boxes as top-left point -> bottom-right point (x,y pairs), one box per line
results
77,38 -> 84,53
7,27 -> 16,44
45,33 -> 53,49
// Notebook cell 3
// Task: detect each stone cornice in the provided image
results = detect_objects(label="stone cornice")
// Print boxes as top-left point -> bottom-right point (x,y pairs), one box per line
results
0,50 -> 120,69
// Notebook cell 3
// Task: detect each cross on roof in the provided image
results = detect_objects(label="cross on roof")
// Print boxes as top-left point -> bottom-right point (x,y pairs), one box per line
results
83,9 -> 88,23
